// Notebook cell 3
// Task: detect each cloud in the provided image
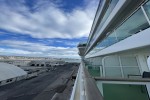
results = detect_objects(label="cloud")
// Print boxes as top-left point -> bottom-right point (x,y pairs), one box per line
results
0,0 -> 98,58
0,48 -> 37,55
64,41 -> 78,46
0,0 -> 98,39
0,40 -> 79,58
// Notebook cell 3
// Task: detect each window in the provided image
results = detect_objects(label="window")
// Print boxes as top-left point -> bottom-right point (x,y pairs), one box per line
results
31,64 -> 35,66
41,64 -> 44,66
6,79 -> 13,83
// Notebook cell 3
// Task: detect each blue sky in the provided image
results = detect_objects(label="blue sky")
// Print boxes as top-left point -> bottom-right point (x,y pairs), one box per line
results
0,0 -> 98,58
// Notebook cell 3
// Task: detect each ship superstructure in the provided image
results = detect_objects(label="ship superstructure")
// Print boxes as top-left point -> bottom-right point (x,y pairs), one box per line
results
71,0 -> 150,100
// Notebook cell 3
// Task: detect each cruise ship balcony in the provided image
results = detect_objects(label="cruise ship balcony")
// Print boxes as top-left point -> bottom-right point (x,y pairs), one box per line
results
71,0 -> 150,100
71,58 -> 150,100
85,55 -> 150,100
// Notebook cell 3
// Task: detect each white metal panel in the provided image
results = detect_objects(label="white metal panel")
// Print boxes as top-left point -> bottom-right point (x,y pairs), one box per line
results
0,62 -> 27,81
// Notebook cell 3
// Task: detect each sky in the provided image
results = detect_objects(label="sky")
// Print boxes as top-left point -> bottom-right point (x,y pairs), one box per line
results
0,0 -> 98,58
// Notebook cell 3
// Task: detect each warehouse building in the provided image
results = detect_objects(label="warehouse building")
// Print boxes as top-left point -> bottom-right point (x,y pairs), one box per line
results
0,62 -> 27,86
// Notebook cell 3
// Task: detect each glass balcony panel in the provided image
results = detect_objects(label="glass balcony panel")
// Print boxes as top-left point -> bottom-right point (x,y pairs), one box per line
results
87,48 -> 98,56
120,56 -> 138,66
105,67 -> 122,78
102,84 -> 149,100
88,66 -> 101,77
116,9 -> 149,41
104,56 -> 120,67
93,39 -> 107,52
106,32 -> 118,45
95,0 -> 119,36
88,0 -> 104,40
123,67 -> 141,78
92,31 -> 118,54
89,0 -> 119,48
143,0 -> 150,20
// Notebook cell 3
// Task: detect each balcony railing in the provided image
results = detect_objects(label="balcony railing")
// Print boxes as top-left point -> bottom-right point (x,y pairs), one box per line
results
70,61 -> 103,100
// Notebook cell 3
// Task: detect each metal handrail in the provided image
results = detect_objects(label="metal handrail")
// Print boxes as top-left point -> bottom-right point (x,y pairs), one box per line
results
70,65 -> 80,100
94,77 -> 150,82
70,61 -> 103,100
83,63 -> 103,100
127,74 -> 142,78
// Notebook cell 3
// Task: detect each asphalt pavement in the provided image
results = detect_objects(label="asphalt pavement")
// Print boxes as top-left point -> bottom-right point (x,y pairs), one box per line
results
0,64 -> 78,100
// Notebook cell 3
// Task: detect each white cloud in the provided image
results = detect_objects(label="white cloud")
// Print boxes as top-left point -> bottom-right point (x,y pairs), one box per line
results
64,41 -> 78,46
0,40 -> 79,58
0,0 -> 98,39
0,48 -> 42,55
0,0 -> 98,58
